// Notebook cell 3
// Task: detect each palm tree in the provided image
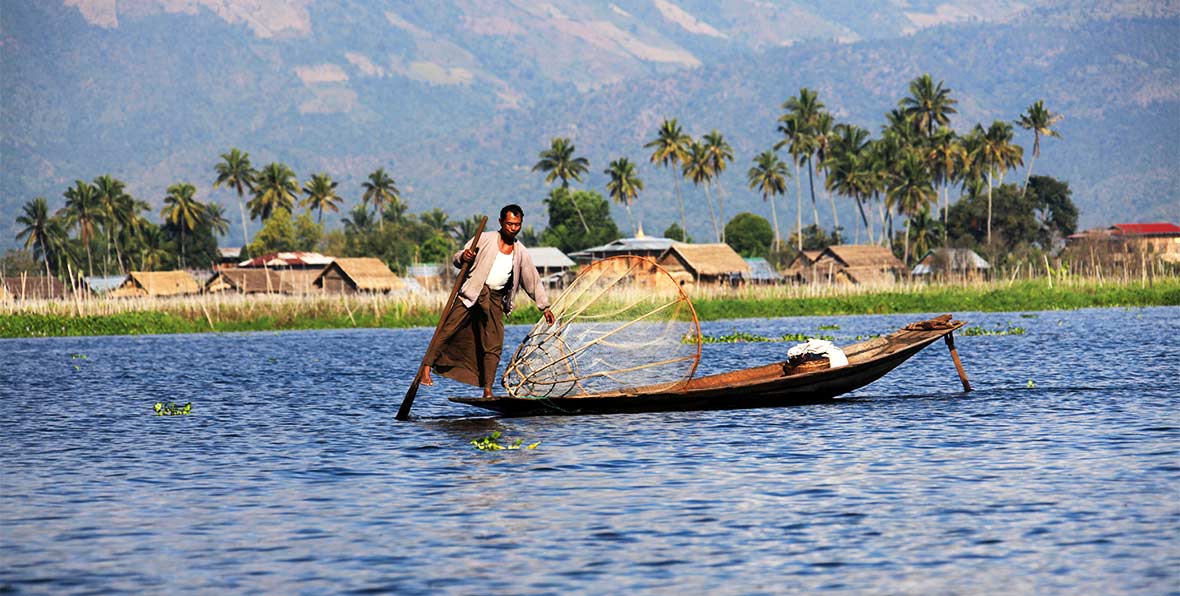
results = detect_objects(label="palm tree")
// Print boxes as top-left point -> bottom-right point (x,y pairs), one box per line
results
113,196 -> 150,272
900,74 -> 958,138
644,119 -> 692,239
813,112 -> 838,242
604,157 -> 645,236
780,88 -> 825,237
775,116 -> 806,251
60,179 -> 102,277
343,204 -> 375,235
907,206 -> 942,260
887,153 -> 937,266
702,130 -> 734,241
823,124 -> 874,244
533,137 -> 591,232
16,197 -> 56,278
747,150 -> 789,250
161,182 -> 204,268
1016,100 -> 1063,190
420,208 -> 450,232
300,173 -> 342,223
926,127 -> 967,243
973,121 -> 1025,244
204,203 -> 231,238
361,167 -> 399,231
213,148 -> 256,250
683,141 -> 720,242
137,224 -> 171,271
449,215 -> 484,244
93,174 -> 128,275
250,162 -> 298,223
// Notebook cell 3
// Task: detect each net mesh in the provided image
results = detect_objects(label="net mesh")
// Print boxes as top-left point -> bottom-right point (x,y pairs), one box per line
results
502,256 -> 702,398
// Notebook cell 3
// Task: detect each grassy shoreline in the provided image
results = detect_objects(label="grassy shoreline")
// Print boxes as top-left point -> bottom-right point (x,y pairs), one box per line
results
2,277 -> 1177,339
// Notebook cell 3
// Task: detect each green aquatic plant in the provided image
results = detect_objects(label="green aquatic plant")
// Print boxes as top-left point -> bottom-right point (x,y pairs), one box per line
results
154,402 -> 192,416
1026,380 -> 1036,388
70,353 -> 88,359
817,324 -> 840,330
962,324 -> 1027,336
1019,313 -> 1038,318
471,431 -> 539,451
693,331 -> 835,344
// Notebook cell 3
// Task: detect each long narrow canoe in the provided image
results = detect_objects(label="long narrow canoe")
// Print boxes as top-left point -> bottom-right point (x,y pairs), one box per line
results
451,315 -> 968,417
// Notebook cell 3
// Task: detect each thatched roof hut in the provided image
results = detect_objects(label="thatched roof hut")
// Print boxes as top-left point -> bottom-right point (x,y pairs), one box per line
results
314,258 -> 403,293
206,268 -> 320,294
109,271 -> 201,297
657,243 -> 750,285
782,249 -> 823,283
811,245 -> 906,285
1,275 -> 69,300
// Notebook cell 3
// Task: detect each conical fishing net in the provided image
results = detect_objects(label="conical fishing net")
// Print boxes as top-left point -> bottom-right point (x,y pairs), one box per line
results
502,256 -> 702,398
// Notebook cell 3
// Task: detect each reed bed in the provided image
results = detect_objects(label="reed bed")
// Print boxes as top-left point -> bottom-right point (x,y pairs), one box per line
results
2,271 -> 1177,338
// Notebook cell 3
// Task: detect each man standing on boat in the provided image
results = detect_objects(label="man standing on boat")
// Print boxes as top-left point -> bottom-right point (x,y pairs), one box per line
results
421,204 -> 556,397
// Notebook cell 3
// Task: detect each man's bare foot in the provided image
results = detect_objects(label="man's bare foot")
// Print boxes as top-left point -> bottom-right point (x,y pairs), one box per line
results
421,366 -> 434,386
482,387 -> 493,398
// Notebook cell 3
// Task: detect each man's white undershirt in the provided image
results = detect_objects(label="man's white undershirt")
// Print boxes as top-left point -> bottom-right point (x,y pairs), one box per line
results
485,251 -> 513,290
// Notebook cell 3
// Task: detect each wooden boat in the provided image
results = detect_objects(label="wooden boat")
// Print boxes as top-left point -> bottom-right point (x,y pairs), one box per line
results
451,314 -> 971,417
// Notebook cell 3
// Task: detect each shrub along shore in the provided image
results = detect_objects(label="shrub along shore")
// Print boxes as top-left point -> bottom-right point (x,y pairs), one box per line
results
2,277 -> 1177,339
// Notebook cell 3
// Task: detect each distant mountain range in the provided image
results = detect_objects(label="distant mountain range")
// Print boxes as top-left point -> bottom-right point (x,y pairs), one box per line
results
2,0 -> 1177,247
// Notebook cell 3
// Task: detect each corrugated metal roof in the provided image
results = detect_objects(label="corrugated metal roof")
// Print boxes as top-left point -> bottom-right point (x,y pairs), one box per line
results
238,251 -> 334,268
568,236 -> 679,257
528,246 -> 575,268
1112,223 -> 1180,235
744,258 -> 782,281
912,248 -> 990,275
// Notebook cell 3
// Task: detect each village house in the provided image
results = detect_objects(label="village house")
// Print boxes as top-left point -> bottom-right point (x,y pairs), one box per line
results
109,271 -> 201,297
911,248 -> 991,280
656,243 -> 750,286
205,268 -> 320,294
1,275 -> 70,300
808,245 -> 907,285
568,236 -> 679,265
527,246 -> 576,289
314,258 -> 404,293
237,251 -> 334,270
744,257 -> 783,285
782,249 -> 823,284
1067,222 -> 1180,264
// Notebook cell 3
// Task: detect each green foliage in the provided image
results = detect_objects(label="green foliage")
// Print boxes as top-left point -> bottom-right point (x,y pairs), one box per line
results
419,234 -> 455,263
154,402 -> 192,416
724,212 -> 773,258
471,431 -> 539,451
540,188 -> 619,253
663,223 -> 691,242
696,331 -> 834,343
293,212 -> 323,252
789,224 -> 837,251
1,249 -> 41,274
962,324 -> 1027,336
247,207 -> 297,255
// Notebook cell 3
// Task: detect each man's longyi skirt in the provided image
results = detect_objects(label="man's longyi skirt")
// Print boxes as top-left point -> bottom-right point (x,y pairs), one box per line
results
431,285 -> 506,388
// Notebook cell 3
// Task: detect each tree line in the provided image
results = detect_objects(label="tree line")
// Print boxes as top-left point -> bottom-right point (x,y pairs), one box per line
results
13,73 -> 1070,279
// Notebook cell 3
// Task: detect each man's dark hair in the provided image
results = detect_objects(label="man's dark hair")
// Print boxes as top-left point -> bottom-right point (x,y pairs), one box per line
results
500,204 -> 524,220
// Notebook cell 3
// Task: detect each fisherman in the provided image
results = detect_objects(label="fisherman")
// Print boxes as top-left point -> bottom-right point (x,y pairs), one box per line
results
421,204 -> 556,397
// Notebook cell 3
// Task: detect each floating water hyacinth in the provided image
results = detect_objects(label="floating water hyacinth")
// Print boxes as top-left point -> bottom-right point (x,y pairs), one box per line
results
471,431 -> 539,451
154,402 -> 191,416
962,324 -> 1027,336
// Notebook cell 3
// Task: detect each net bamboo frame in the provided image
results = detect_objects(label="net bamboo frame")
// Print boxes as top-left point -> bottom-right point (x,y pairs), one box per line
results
502,256 -> 702,399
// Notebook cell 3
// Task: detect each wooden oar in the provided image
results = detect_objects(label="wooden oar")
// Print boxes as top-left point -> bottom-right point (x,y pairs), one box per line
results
396,215 -> 487,421
944,333 -> 972,392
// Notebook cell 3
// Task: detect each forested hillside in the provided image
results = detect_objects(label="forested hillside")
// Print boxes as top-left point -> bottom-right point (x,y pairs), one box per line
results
2,1 -> 1176,246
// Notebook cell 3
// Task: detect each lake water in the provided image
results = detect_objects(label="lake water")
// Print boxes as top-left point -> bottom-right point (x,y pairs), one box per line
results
1,307 -> 1177,594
